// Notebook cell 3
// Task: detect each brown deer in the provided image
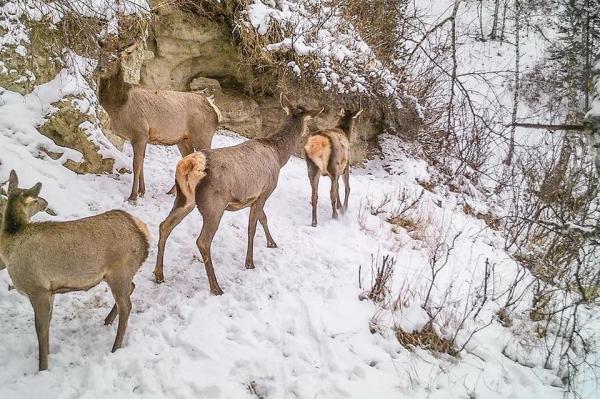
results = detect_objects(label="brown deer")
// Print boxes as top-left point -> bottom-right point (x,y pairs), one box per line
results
153,94 -> 323,295
0,170 -> 150,371
98,42 -> 221,201
0,183 -> 48,271
304,108 -> 362,226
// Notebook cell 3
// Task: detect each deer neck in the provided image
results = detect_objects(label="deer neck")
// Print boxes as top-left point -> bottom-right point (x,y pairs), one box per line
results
98,67 -> 131,113
1,199 -> 28,236
336,115 -> 356,138
267,116 -> 307,166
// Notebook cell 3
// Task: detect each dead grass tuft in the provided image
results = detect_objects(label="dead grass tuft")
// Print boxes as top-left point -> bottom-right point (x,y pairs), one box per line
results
395,324 -> 458,357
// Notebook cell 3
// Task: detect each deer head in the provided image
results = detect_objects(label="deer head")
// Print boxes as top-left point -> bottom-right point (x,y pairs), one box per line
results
280,93 -> 324,119
3,170 -> 48,223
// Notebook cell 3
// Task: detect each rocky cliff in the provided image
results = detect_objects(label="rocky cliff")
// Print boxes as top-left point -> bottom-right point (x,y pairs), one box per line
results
138,6 -> 382,162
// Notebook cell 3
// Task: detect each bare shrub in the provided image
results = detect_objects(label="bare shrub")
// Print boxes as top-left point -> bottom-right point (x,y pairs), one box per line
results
359,254 -> 395,304
501,131 -> 600,392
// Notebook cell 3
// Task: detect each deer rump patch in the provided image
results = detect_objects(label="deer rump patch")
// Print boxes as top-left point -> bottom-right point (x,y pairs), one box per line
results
176,152 -> 208,202
305,135 -> 332,176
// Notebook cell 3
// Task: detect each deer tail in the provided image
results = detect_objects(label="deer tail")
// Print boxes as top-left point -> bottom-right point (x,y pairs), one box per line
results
304,134 -> 332,176
175,152 -> 208,205
206,95 -> 222,123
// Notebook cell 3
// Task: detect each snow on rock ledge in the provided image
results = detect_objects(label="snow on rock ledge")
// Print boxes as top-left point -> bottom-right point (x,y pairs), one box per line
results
244,0 -> 423,115
0,1 -> 143,174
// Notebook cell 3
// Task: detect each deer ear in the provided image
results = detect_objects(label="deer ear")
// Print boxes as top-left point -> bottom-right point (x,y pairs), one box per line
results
7,170 -> 18,194
306,107 -> 324,119
353,109 -> 363,118
280,93 -> 293,115
26,183 -> 42,198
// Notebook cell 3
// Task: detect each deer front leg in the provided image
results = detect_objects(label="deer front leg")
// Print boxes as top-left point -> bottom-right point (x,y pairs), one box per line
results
245,203 -> 260,269
258,209 -> 277,248
29,291 -> 54,371
138,163 -> 146,197
129,140 -> 147,202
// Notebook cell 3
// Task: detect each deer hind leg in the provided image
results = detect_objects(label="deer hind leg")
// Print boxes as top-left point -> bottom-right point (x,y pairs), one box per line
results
104,282 -> 135,325
29,291 -> 54,371
259,209 -> 277,248
154,195 -> 195,283
245,196 -> 270,269
106,277 -> 132,353
129,140 -> 147,202
167,141 -> 194,195
196,205 -> 226,295
307,159 -> 321,227
342,166 -> 350,212
329,173 -> 341,220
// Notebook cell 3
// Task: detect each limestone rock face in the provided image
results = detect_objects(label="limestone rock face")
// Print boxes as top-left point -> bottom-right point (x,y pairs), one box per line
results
1,17 -> 116,175
141,9 -> 253,91
140,8 -> 381,164
39,99 -> 115,174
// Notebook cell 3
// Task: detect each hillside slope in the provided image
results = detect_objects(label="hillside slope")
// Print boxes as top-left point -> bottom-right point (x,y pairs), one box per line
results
0,129 -> 571,398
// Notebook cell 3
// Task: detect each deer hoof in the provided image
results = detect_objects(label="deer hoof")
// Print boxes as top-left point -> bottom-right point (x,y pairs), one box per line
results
153,271 -> 165,284
211,287 -> 224,296
311,222 -> 317,227
245,261 -> 255,270
267,241 -> 278,248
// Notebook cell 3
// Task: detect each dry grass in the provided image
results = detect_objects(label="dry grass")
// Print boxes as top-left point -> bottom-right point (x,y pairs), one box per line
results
395,324 -> 458,357
463,203 -> 502,230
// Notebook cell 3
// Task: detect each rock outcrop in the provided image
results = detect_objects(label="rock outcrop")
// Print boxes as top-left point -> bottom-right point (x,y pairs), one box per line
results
140,7 -> 381,163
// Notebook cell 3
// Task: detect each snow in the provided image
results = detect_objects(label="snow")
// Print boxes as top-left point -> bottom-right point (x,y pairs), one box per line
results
0,129 -> 570,398
0,52 -> 129,171
0,1 -> 599,398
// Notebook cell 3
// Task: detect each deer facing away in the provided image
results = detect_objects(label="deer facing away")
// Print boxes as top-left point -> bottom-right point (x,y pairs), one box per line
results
304,108 -> 362,226
98,43 -> 221,201
153,95 -> 323,295
0,171 -> 150,371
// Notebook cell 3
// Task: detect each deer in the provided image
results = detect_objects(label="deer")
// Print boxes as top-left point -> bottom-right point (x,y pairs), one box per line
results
97,41 -> 222,202
0,181 -> 48,271
153,94 -> 323,295
0,170 -> 150,371
304,108 -> 362,227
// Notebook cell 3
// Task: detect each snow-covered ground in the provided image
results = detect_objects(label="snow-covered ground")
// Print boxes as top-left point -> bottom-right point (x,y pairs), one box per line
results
0,127 -> 579,399
0,1 -> 598,398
